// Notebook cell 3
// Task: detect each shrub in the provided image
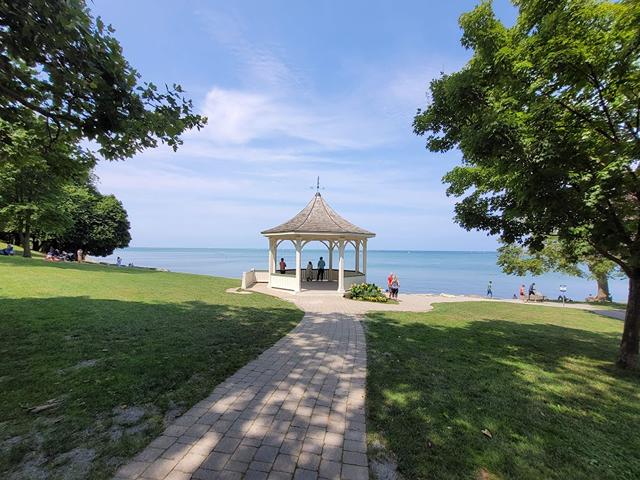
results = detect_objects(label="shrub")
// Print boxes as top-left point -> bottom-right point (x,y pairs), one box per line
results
348,283 -> 388,303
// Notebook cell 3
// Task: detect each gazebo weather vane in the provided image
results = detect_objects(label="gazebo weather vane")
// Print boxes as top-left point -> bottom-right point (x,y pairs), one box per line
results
311,176 -> 325,194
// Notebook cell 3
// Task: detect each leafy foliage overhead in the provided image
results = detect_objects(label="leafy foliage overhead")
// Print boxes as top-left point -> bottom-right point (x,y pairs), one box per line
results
414,0 -> 640,275
0,0 -> 206,159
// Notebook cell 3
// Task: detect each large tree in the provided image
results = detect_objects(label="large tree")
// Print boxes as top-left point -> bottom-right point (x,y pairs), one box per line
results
497,238 -> 623,301
413,0 -> 640,367
0,115 -> 94,256
41,184 -> 131,257
0,0 -> 206,159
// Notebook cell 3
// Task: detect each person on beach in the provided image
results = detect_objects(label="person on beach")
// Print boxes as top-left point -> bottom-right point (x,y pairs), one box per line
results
317,256 -> 326,281
519,284 -> 525,302
391,274 -> 400,299
77,248 -> 83,263
305,261 -> 313,282
279,258 -> 287,274
387,273 -> 393,297
487,280 -> 493,298
528,282 -> 536,301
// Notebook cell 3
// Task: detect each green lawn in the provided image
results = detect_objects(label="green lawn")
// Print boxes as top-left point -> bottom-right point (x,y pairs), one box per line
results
366,302 -> 640,480
0,256 -> 302,479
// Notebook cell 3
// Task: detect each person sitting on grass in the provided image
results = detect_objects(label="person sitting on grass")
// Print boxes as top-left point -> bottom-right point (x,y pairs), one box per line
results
305,261 -> 313,282
0,243 -> 14,255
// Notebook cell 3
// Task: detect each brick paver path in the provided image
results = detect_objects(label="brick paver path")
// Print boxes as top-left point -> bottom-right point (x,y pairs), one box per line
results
114,312 -> 368,480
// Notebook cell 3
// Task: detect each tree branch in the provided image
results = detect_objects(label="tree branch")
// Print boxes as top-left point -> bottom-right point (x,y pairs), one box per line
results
586,64 -> 620,143
592,245 -> 631,277
0,83 -> 81,126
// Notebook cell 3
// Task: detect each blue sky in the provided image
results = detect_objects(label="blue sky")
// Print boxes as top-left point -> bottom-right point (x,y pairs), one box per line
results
91,0 -> 516,250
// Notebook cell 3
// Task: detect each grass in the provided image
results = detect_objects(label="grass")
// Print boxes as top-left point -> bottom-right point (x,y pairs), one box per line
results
366,302 -> 640,480
0,255 -> 303,479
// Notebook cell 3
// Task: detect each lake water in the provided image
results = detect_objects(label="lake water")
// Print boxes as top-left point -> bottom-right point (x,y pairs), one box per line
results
99,248 -> 629,302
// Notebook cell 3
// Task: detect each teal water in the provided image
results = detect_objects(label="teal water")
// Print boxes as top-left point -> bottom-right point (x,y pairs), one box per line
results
100,248 -> 628,302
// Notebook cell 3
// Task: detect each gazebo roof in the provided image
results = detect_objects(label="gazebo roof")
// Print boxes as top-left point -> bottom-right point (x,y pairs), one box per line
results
261,192 -> 375,237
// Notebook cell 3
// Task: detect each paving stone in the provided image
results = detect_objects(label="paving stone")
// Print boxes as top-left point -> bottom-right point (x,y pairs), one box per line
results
323,432 -> 343,447
320,446 -> 342,462
342,450 -> 367,467
164,471 -> 191,480
293,468 -> 318,480
149,435 -> 177,450
202,452 -> 231,471
255,445 -> 280,463
263,432 -> 286,447
184,423 -> 210,438
213,436 -> 242,454
301,439 -> 323,455
173,452 -> 207,473
318,459 -> 341,479
268,472 -> 293,480
225,460 -> 249,473
341,463 -> 368,480
280,439 -> 303,456
115,461 -> 149,478
161,441 -> 191,460
297,451 -> 321,471
343,439 -> 366,453
135,447 -> 164,463
140,458 -> 176,479
245,470 -> 269,480
250,460 -> 273,472
272,453 -> 297,473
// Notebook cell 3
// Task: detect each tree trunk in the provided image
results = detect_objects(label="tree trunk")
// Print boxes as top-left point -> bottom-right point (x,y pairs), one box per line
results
21,216 -> 31,258
618,275 -> 640,368
595,274 -> 610,301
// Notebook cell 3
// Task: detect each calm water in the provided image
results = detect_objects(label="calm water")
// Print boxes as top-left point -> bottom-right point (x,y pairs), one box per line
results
98,248 -> 629,302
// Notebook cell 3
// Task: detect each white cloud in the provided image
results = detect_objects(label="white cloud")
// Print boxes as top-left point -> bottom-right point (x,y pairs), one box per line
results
197,86 -> 395,150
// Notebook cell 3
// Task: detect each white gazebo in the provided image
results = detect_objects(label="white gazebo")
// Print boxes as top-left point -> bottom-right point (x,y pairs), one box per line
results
261,191 -> 375,293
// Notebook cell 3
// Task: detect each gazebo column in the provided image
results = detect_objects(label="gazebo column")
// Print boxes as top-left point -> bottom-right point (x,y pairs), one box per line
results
363,238 -> 368,281
294,239 -> 302,293
268,238 -> 275,287
338,240 -> 345,293
328,242 -> 333,282
355,240 -> 360,273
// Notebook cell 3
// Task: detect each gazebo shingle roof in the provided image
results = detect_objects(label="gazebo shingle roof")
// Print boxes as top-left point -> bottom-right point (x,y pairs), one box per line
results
261,193 -> 374,236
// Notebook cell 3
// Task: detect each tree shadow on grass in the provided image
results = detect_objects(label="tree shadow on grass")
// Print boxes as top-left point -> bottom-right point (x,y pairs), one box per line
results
0,295 -> 302,479
366,311 -> 640,480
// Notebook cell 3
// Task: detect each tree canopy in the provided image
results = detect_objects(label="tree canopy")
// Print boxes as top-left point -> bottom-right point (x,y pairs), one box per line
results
0,114 -> 95,256
497,237 -> 622,301
46,185 -> 131,257
0,0 -> 206,159
414,0 -> 640,367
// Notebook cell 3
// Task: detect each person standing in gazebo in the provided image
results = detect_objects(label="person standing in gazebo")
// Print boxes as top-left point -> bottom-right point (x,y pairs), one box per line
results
279,258 -> 287,274
316,256 -> 326,281
305,261 -> 314,282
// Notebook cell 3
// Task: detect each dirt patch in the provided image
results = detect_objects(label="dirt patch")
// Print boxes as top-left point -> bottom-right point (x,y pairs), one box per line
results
112,406 -> 146,426
9,452 -> 48,480
369,437 -> 401,480
163,405 -> 185,425
72,359 -> 98,369
53,447 -> 96,480
225,287 -> 253,294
